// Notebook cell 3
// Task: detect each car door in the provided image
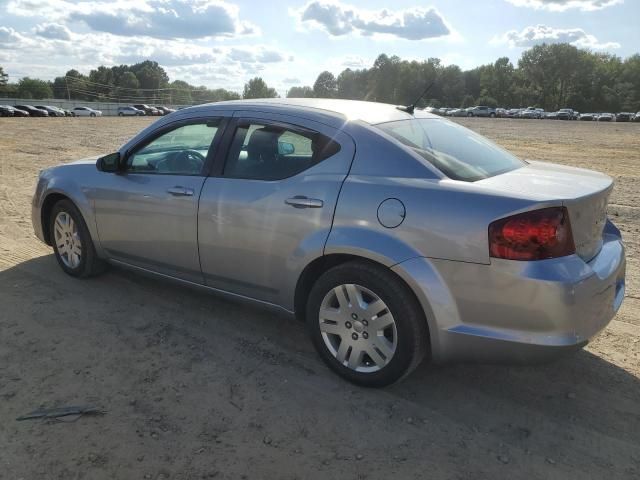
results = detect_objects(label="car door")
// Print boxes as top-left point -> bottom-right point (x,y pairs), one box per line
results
198,112 -> 355,309
93,117 -> 227,283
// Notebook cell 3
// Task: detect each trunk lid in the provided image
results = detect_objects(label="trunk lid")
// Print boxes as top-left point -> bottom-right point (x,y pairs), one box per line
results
477,161 -> 613,261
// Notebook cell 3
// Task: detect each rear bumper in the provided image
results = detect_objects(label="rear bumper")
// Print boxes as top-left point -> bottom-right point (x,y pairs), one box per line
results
392,223 -> 625,363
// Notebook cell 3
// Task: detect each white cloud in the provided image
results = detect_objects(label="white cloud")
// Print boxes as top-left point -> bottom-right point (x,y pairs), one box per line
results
492,24 -> 621,49
7,0 -> 258,39
294,1 -> 452,40
505,0 -> 623,11
0,23 -> 292,91
34,23 -> 72,41
339,55 -> 370,68
0,26 -> 23,45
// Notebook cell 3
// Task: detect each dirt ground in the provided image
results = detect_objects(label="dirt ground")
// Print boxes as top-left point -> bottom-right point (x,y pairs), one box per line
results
0,116 -> 638,480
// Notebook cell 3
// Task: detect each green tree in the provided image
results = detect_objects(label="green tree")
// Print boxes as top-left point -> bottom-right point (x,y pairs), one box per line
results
336,68 -> 368,100
0,66 -> 8,87
313,71 -> 337,98
461,94 -> 475,108
479,57 -> 516,107
168,80 -> 193,104
475,95 -> 498,108
242,77 -> 278,99
17,77 -> 53,99
287,86 -> 314,98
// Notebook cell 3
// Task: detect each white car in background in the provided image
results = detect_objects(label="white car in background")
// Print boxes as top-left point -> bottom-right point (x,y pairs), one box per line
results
118,106 -> 144,117
73,106 -> 102,117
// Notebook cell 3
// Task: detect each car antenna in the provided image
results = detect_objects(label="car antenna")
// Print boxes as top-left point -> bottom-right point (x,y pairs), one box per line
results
397,81 -> 435,115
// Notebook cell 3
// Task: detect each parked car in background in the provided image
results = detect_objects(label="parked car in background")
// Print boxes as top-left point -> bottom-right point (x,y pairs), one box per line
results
1,105 -> 19,116
118,106 -> 145,117
495,108 -> 507,118
14,105 -> 49,117
155,106 -> 176,115
520,107 -> 544,119
133,104 -> 160,116
615,112 -> 633,122
447,108 -> 468,117
579,113 -> 596,121
35,105 -> 66,117
466,105 -> 496,117
633,112 -> 640,122
31,98 -> 626,387
556,108 -> 576,120
72,106 -> 102,117
505,108 -> 522,118
597,113 -> 614,122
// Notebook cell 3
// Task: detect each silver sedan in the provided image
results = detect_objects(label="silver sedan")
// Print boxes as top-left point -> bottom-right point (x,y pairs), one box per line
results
32,99 -> 626,386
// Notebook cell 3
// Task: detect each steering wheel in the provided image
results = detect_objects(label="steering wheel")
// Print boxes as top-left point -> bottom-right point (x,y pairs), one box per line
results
156,149 -> 206,174
177,149 -> 206,168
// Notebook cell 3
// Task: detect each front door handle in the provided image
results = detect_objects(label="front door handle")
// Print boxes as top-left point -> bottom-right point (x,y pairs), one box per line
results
285,196 -> 324,209
167,186 -> 194,197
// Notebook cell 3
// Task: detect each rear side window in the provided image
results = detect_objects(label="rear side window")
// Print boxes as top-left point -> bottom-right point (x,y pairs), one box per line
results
375,119 -> 524,182
223,122 -> 341,180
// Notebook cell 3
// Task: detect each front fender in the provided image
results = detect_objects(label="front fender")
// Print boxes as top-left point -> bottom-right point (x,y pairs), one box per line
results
36,166 -> 105,258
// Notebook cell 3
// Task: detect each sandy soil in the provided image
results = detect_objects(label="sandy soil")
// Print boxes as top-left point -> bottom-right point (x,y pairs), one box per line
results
0,117 -> 638,480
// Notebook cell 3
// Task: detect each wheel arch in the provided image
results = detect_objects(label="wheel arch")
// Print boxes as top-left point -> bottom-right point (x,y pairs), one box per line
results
41,192 -> 72,245
40,189 -> 100,257
294,253 -> 434,355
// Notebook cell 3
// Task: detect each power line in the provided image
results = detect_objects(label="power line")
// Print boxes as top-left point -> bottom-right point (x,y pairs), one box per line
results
63,75 -> 212,93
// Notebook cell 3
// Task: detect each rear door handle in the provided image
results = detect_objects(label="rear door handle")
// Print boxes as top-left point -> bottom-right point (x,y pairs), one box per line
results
285,196 -> 324,209
167,186 -> 194,197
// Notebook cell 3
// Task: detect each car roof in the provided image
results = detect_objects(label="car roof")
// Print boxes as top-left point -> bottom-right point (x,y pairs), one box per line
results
182,98 -> 439,126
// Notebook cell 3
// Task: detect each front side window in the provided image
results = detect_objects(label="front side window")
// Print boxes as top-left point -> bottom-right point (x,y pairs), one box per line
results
375,119 -> 525,182
126,121 -> 220,175
223,122 -> 340,180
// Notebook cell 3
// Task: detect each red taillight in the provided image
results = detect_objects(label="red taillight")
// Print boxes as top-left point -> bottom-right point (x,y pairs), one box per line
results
489,207 -> 575,260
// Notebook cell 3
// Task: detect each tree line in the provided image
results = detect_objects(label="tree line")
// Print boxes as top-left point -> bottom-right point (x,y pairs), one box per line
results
294,44 -> 640,113
1,43 -> 639,112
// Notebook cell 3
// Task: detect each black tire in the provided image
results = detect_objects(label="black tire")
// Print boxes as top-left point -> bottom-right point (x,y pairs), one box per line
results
90,112 -> 96,117
306,261 -> 429,387
118,112 -> 124,117
50,199 -> 106,278
467,112 -> 473,117
489,113 -> 496,118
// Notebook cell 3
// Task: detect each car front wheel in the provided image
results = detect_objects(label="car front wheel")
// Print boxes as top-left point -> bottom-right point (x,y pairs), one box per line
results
50,199 -> 106,277
307,261 -> 429,387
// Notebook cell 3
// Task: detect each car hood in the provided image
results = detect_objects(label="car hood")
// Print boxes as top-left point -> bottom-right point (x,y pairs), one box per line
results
67,155 -> 102,166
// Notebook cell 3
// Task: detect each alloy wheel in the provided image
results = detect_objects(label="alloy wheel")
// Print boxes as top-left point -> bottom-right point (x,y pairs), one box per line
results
54,211 -> 82,269
319,284 -> 397,373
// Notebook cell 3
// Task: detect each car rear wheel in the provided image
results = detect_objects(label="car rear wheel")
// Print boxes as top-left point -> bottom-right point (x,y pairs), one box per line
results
50,199 -> 106,278
306,261 -> 429,387
90,112 -> 96,117
467,112 -> 473,117
118,112 -> 124,116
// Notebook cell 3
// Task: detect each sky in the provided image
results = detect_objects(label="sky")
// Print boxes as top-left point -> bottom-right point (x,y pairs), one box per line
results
0,0 -> 638,95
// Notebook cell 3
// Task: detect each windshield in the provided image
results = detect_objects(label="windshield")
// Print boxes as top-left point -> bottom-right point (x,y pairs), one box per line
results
374,118 -> 525,182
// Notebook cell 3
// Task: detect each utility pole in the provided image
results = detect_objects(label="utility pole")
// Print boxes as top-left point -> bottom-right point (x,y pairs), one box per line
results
65,77 -> 71,101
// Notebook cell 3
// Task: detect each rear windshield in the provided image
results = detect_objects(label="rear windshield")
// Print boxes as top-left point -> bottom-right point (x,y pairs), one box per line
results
374,118 -> 525,182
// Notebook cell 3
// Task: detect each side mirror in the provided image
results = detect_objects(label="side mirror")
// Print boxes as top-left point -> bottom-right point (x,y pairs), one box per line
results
278,141 -> 295,155
97,152 -> 121,172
